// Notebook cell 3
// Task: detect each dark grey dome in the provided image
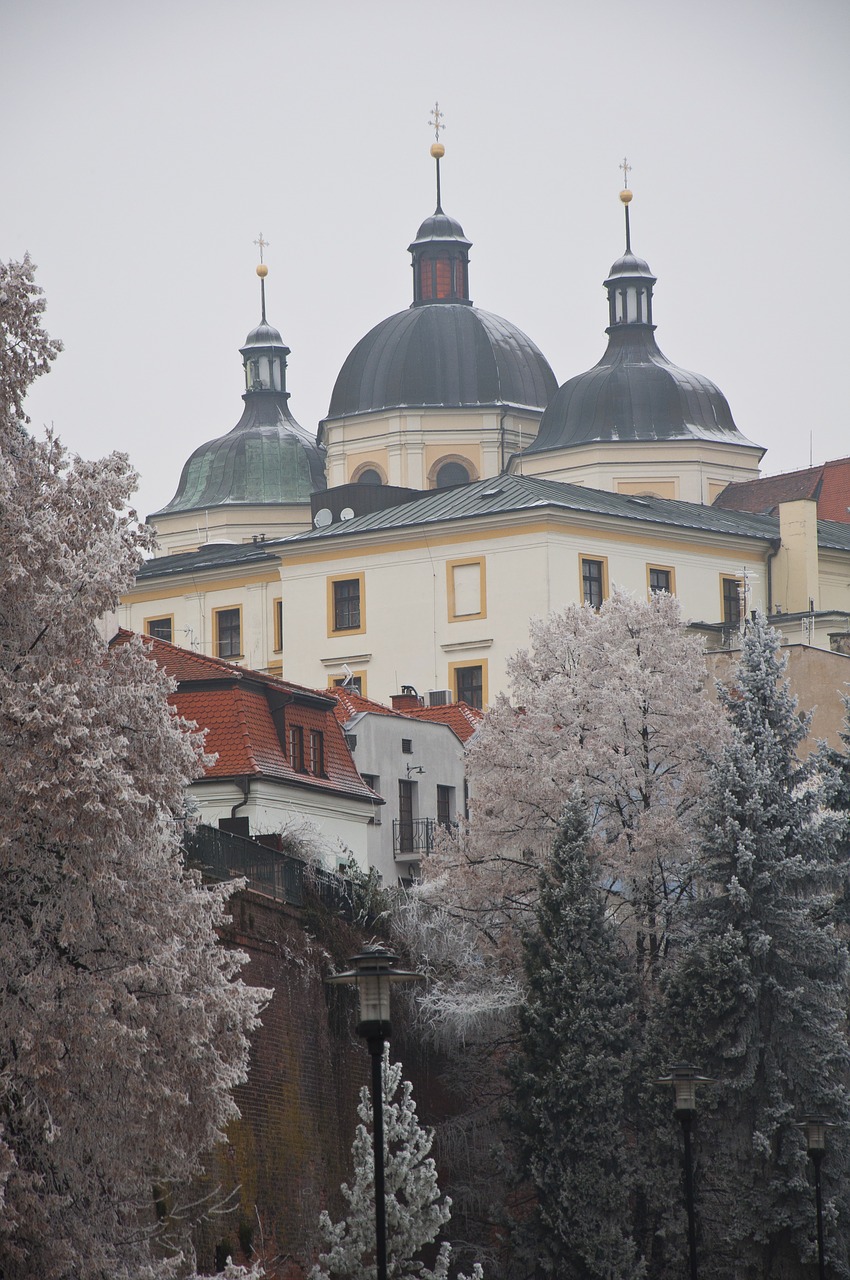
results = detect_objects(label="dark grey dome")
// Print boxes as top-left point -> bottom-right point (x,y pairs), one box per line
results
605,250 -> 655,282
242,320 -> 284,349
527,325 -> 756,454
327,303 -> 558,418
409,212 -> 471,247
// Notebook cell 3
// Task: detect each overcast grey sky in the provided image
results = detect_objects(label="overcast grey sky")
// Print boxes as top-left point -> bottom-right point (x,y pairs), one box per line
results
4,0 -> 849,522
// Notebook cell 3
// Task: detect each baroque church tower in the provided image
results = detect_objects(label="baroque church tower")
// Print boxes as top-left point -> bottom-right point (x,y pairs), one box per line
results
516,177 -> 765,503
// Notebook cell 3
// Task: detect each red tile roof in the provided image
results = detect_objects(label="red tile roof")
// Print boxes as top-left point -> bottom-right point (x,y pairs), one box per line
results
324,685 -> 484,743
404,702 -> 484,743
714,457 -> 850,523
113,631 -> 376,801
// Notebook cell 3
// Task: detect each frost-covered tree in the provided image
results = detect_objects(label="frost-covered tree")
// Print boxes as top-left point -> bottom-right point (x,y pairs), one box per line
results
311,1050 -> 483,1280
503,805 -> 645,1280
415,590 -> 722,1042
653,614 -> 850,1279
0,256 -> 267,1279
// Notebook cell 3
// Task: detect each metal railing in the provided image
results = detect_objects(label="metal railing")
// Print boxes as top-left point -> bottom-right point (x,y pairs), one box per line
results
392,817 -> 434,860
183,824 -> 355,917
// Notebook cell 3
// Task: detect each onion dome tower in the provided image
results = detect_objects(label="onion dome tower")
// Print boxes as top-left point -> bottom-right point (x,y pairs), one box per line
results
516,169 -> 765,505
150,245 -> 325,555
320,106 -> 558,491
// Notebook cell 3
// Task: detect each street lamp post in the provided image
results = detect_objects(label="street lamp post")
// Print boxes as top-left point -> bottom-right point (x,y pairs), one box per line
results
802,1116 -> 830,1280
328,948 -> 422,1280
656,1064 -> 713,1280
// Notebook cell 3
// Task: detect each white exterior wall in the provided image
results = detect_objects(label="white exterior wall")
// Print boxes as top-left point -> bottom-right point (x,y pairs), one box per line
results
516,438 -> 763,505
189,777 -> 372,872
279,517 -> 773,706
341,712 -> 466,885
118,570 -> 284,673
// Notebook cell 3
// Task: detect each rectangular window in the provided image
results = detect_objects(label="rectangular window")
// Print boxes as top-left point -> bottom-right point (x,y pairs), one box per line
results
437,785 -> 455,828
361,773 -> 379,791
214,607 -> 242,659
398,778 -> 415,853
273,598 -> 283,653
289,725 -> 305,771
328,574 -> 365,635
648,566 -> 675,596
145,615 -> 173,643
309,730 -> 325,776
332,674 -> 363,696
401,738 -> 413,755
447,558 -> 486,621
722,576 -> 743,627
580,557 -> 607,609
454,665 -> 484,710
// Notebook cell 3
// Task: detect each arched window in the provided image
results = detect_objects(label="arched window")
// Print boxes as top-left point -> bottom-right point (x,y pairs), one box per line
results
356,469 -> 383,486
435,461 -> 471,489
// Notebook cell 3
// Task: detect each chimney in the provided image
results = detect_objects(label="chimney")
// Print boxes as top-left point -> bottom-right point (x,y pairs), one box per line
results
391,684 -> 423,711
775,500 -> 820,614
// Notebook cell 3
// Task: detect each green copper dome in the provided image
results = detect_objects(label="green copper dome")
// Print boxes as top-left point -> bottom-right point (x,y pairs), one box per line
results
152,313 -> 325,519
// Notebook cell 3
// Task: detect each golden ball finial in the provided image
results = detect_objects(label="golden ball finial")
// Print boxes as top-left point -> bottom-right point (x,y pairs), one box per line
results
430,142 -> 445,160
256,263 -> 269,278
619,189 -> 633,205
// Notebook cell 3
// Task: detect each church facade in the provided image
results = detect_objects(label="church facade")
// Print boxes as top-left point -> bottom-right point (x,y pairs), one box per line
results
117,153 -> 850,710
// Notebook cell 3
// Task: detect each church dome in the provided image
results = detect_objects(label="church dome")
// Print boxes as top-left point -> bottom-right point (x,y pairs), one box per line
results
327,164 -> 556,419
151,297 -> 325,519
328,303 -> 558,417
527,205 -> 760,457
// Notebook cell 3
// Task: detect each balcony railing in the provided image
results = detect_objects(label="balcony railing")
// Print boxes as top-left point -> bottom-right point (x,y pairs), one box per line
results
183,823 -> 354,917
392,817 -> 434,861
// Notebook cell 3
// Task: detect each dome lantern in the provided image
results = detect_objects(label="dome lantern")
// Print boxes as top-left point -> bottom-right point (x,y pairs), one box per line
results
409,107 -> 472,306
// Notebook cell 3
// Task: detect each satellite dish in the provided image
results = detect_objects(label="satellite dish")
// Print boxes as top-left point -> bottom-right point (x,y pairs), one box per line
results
313,508 -> 333,528
340,507 -> 355,521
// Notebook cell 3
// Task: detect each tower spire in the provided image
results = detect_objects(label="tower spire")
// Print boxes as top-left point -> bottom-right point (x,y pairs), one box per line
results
254,232 -> 269,322
618,158 -> 632,251
428,101 -> 446,212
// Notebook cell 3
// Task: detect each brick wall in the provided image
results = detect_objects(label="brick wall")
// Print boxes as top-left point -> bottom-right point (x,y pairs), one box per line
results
191,883 -> 373,1277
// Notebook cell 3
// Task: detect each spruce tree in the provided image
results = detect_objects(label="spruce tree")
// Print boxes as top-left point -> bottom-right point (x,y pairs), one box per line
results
311,1049 -> 483,1280
503,804 -> 645,1280
655,614 -> 850,1279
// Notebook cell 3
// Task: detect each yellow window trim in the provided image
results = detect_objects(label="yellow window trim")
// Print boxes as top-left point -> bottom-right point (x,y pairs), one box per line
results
578,553 -> 610,606
720,574 -> 744,624
212,604 -> 244,661
143,612 -> 175,641
273,596 -> 283,653
448,658 -> 489,710
646,564 -> 677,598
446,557 -> 487,622
328,670 -> 368,697
326,572 -> 366,638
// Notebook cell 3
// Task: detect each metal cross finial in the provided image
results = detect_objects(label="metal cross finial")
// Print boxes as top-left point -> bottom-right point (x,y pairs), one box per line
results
428,102 -> 446,141
254,233 -> 269,263
619,156 -> 632,189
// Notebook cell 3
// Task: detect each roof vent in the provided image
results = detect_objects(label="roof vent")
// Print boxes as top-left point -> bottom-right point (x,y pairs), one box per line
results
428,689 -> 453,707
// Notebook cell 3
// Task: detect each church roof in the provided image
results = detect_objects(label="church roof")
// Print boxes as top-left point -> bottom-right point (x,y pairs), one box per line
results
326,303 -> 558,418
524,198 -> 763,459
152,396 -> 326,517
527,325 -> 759,453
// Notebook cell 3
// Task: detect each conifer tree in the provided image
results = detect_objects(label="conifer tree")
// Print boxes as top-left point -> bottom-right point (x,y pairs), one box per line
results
503,805 -> 645,1280
655,614 -> 850,1279
311,1049 -> 483,1280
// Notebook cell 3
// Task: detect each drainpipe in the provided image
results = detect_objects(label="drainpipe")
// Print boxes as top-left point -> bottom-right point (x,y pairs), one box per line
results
499,407 -> 508,474
231,776 -> 251,822
766,537 -> 781,615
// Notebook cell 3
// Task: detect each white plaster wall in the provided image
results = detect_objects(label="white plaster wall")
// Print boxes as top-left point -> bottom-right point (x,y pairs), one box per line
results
189,778 -> 371,871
